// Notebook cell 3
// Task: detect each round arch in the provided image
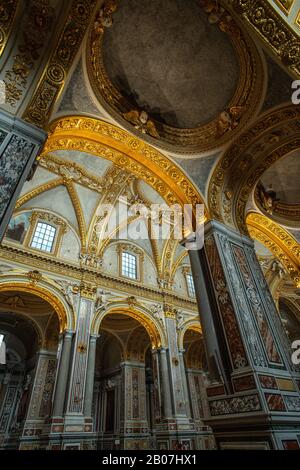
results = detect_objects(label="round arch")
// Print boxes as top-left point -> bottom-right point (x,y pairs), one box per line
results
246,212 -> 300,287
0,278 -> 74,332
42,115 -> 208,222
0,309 -> 43,348
208,104 -> 300,233
91,303 -> 167,348
178,320 -> 202,350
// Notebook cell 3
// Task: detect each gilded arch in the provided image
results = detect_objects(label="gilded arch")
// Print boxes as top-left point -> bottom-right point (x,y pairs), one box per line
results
246,212 -> 300,287
42,116 -> 208,222
0,278 -> 74,332
91,303 -> 167,348
178,320 -> 202,350
208,104 -> 300,233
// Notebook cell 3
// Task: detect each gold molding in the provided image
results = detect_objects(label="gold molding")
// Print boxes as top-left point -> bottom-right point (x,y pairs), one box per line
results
93,306 -> 165,348
42,115 -> 208,220
0,0 -> 19,57
273,0 -> 295,16
39,153 -> 109,193
0,243 -> 198,311
0,282 -> 69,332
86,1 -> 265,153
15,178 -> 63,210
24,210 -> 67,257
208,104 -> 300,233
228,0 -> 300,78
65,181 -> 87,250
247,212 -> 300,287
170,251 -> 189,283
22,0 -> 98,128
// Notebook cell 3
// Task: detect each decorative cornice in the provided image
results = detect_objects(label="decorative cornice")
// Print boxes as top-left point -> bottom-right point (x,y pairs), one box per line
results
22,0 -> 98,128
247,212 -> 300,287
228,0 -> 300,78
0,243 -> 198,311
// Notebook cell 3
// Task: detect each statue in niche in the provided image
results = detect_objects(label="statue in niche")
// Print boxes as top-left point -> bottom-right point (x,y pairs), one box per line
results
123,109 -> 160,138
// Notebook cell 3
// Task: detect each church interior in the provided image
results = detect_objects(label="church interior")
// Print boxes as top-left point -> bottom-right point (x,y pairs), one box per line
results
0,0 -> 300,451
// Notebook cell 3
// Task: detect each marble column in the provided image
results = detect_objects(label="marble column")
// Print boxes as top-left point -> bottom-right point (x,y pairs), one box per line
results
158,348 -> 173,419
183,220 -> 300,449
83,334 -> 99,417
52,331 -> 73,417
181,234 -> 227,384
0,110 -> 46,240
178,349 -> 191,418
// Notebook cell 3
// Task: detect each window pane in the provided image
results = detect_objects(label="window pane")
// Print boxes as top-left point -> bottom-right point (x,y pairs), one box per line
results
186,273 -> 195,297
31,222 -> 56,253
121,252 -> 137,279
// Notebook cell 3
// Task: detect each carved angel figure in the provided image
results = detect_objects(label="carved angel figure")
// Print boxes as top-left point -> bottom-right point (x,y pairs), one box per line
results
123,109 -> 160,138
93,0 -> 117,35
95,289 -> 110,313
257,182 -> 280,215
217,106 -> 244,135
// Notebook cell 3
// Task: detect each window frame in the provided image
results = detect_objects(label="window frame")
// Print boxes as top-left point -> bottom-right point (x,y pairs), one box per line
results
185,272 -> 196,298
30,220 -> 57,253
117,244 -> 143,282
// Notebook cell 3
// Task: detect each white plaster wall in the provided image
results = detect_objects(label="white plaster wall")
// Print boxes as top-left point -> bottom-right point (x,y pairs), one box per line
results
59,228 -> 80,262
102,244 -> 119,276
173,268 -> 188,297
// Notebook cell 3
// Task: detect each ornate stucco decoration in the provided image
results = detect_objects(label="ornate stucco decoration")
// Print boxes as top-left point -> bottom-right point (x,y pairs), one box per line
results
208,104 -> 300,234
227,0 -> 300,78
0,281 -> 71,332
4,1 -> 55,108
247,212 -> 300,287
79,282 -> 97,300
42,115 -> 208,220
22,0 -> 98,128
0,0 -> 19,57
86,0 -> 265,154
26,269 -> 43,285
255,183 -> 300,228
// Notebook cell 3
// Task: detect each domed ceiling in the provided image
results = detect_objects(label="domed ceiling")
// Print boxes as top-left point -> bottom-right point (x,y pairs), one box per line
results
256,150 -> 300,227
261,151 -> 300,205
87,0 -> 265,153
102,0 -> 239,129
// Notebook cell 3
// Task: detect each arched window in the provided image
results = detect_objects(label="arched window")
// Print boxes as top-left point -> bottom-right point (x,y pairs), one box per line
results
30,222 -> 57,253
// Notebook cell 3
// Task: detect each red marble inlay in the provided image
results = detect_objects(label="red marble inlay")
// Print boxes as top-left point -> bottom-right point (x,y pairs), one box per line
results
233,375 -> 256,392
265,393 -> 286,411
259,375 -> 278,389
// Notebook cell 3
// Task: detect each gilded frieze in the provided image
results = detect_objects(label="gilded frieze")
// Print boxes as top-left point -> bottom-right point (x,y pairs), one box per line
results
229,0 -> 300,77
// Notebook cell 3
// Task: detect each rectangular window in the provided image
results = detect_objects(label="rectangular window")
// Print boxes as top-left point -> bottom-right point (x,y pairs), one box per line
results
121,251 -> 137,279
31,222 -> 56,253
186,273 -> 195,297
